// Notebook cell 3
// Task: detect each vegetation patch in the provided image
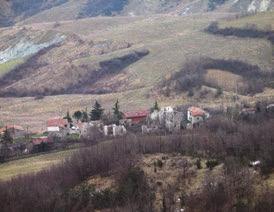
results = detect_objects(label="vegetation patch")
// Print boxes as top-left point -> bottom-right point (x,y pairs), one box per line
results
66,49 -> 149,95
0,58 -> 24,77
0,48 -> 149,97
206,21 -> 274,44
161,57 -> 274,96
66,167 -> 153,211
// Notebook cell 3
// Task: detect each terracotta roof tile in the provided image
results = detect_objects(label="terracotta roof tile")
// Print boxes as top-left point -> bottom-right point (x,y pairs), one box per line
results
188,107 -> 207,117
124,110 -> 149,119
47,118 -> 68,127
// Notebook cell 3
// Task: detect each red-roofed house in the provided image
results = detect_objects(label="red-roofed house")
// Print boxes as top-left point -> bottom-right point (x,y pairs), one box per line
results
123,110 -> 149,124
0,125 -> 25,139
47,118 -> 68,132
187,107 -> 209,125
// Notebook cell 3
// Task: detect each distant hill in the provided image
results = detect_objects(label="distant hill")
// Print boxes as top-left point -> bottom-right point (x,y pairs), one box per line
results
0,0 -> 273,130
1,0 -> 273,27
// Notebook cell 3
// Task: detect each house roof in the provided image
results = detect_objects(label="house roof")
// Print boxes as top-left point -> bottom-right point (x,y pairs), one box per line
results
47,118 -> 68,127
32,137 -> 49,145
124,110 -> 149,119
188,107 -> 207,117
0,125 -> 24,133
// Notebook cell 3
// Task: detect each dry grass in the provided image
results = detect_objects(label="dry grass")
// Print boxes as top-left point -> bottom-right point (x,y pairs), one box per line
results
0,149 -> 76,181
0,13 -> 273,130
220,11 -> 274,30
87,175 -> 117,191
266,171 -> 274,189
205,69 -> 246,92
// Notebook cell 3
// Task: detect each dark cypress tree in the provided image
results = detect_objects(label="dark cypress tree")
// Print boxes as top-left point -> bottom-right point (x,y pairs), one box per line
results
64,111 -> 72,123
90,100 -> 104,121
113,99 -> 123,124
151,100 -> 160,112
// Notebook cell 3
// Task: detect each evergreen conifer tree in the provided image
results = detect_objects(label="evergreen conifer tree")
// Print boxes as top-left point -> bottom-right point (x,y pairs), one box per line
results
90,100 -> 104,121
64,111 -> 72,123
113,99 -> 123,124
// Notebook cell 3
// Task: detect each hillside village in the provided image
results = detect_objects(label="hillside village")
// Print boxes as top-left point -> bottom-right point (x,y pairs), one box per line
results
1,99 -> 274,162
1,0 -> 274,211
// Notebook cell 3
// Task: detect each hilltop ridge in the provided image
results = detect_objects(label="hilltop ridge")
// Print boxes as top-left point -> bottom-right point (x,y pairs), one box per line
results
0,0 -> 273,27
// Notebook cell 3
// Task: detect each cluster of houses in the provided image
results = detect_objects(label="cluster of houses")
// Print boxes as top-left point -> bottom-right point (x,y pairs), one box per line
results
42,106 -> 210,139
1,102 -> 274,157
0,106 -> 216,146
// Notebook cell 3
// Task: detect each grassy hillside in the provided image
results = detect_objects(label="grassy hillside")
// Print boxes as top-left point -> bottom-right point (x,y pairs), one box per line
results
0,149 -> 75,181
220,10 -> 274,29
0,59 -> 24,77
0,12 -> 274,130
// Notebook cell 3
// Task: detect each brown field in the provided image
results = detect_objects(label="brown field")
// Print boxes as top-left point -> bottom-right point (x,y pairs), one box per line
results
0,12 -> 274,130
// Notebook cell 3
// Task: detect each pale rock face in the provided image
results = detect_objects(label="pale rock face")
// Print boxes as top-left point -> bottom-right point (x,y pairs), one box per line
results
259,0 -> 271,11
248,0 -> 257,12
0,34 -> 65,64
248,0 -> 271,13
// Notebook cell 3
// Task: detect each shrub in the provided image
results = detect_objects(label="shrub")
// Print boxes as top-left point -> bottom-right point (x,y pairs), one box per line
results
155,159 -> 163,168
215,87 -> 223,98
206,159 -> 219,170
196,158 -> 202,169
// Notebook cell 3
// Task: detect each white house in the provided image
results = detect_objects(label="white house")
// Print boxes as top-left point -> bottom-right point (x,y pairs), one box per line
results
187,107 -> 209,125
149,106 -> 183,132
103,124 -> 127,136
47,118 -> 69,132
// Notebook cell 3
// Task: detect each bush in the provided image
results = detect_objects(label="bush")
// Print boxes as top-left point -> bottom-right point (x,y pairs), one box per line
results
215,87 -> 223,98
196,158 -> 202,169
206,159 -> 219,170
155,159 -> 163,168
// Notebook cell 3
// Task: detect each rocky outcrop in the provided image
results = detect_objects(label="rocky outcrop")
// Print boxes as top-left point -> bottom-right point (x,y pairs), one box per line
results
0,34 -> 65,64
